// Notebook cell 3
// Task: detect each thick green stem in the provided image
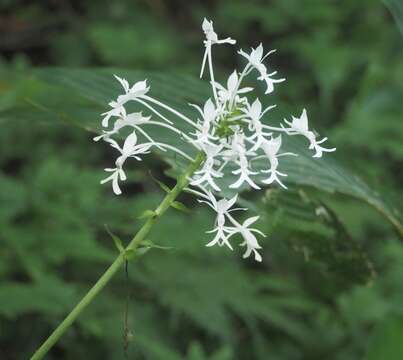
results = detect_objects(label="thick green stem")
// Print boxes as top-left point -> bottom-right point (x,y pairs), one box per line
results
31,152 -> 205,360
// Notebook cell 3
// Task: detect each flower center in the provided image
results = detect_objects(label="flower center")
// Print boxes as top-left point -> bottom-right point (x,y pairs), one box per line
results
215,108 -> 245,138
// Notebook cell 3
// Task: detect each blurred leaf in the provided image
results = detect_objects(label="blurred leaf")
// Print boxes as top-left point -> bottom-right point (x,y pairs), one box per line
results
384,0 -> 403,36
0,277 -> 77,318
87,22 -> 179,67
367,317 -> 403,360
0,174 -> 26,224
263,188 -> 376,287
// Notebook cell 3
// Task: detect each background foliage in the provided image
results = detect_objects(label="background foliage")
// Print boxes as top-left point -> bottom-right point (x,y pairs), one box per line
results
1,1 -> 403,359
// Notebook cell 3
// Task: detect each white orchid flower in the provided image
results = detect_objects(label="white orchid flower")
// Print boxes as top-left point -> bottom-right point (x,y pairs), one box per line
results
259,136 -> 294,189
101,77 -> 150,127
190,98 -> 218,144
191,143 -> 224,191
205,195 -> 239,249
115,76 -> 149,104
100,167 -> 127,195
283,109 -> 336,158
213,70 -> 253,105
188,186 -> 246,250
94,112 -> 151,141
200,19 -> 236,105
224,133 -> 260,190
226,215 -> 265,262
230,154 -> 260,190
238,44 -> 285,94
242,98 -> 276,151
200,18 -> 236,79
100,132 -> 154,194
101,102 -> 126,128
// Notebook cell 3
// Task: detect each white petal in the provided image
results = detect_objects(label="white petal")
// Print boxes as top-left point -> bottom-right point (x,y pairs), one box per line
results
114,74 -> 129,93
227,70 -> 238,92
122,131 -> 138,154
112,175 -> 122,195
254,250 -> 262,262
243,216 -> 260,228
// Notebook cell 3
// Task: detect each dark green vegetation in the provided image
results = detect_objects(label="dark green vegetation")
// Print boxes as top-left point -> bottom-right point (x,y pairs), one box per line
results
1,1 -> 403,359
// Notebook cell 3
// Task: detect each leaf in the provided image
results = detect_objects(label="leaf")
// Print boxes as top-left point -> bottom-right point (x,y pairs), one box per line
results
383,0 -> 403,37
141,239 -> 172,250
171,200 -> 190,213
138,209 -> 157,220
1,68 -> 401,235
367,317 -> 403,360
0,277 -> 78,318
263,188 -> 376,287
104,224 -> 124,253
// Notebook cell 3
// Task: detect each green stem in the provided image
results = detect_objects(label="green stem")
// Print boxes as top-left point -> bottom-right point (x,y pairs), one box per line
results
31,152 -> 205,360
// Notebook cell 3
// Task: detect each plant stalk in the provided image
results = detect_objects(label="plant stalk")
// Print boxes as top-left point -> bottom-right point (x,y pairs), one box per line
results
31,152 -> 205,360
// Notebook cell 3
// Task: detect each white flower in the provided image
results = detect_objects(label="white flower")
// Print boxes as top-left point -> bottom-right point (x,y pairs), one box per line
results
100,132 -> 154,194
113,132 -> 153,167
227,215 -> 265,262
100,167 -> 127,195
242,98 -> 275,151
283,109 -> 336,158
115,76 -> 149,104
200,18 -> 236,78
213,70 -> 253,105
229,134 -> 260,190
238,44 -> 285,94
199,98 -> 217,123
101,77 -> 150,127
205,194 -> 238,249
260,136 -> 288,188
191,143 -> 223,191
285,108 -> 309,133
94,112 -> 151,141
190,98 -> 218,145
230,154 -> 260,190
201,18 -> 236,46
101,102 -> 126,128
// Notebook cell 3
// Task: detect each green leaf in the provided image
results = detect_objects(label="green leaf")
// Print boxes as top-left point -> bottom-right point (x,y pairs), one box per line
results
0,277 -> 77,318
1,68 -> 401,235
367,317 -> 403,360
138,209 -> 157,220
383,0 -> 403,37
141,240 -> 172,250
263,188 -> 376,287
104,225 -> 124,253
171,200 -> 190,213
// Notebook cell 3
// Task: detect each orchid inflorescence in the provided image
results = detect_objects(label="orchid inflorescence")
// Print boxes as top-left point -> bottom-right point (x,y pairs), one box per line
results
96,18 -> 335,262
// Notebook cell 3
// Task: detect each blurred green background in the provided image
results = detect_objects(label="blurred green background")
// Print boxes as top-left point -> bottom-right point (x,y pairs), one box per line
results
1,0 -> 403,359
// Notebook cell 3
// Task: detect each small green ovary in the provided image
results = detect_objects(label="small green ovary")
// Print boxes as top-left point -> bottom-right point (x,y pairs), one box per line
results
215,108 -> 246,138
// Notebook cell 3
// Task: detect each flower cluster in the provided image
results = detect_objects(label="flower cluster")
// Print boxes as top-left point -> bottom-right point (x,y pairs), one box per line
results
94,76 -> 195,195
96,18 -> 335,261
